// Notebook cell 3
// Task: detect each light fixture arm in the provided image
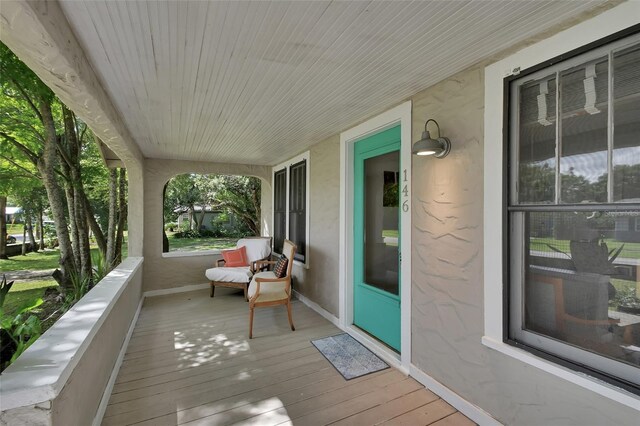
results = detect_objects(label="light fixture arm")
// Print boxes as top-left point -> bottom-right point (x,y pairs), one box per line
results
424,119 -> 441,137
412,118 -> 451,158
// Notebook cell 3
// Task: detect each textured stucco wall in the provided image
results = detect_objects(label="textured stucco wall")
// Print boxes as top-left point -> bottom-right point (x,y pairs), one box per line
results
293,135 -> 341,316
410,64 -> 638,425
143,159 -> 271,292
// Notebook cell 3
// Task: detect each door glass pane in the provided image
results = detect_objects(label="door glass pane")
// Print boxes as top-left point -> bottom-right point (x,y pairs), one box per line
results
517,75 -> 557,204
560,58 -> 608,203
363,151 -> 399,295
613,44 -> 640,202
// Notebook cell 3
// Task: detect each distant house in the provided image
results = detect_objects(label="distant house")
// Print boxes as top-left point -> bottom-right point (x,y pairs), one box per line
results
5,206 -> 22,224
175,205 -> 236,232
614,215 -> 640,243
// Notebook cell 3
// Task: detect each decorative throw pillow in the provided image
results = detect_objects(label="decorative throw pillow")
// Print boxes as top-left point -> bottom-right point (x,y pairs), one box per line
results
273,255 -> 288,278
222,245 -> 249,267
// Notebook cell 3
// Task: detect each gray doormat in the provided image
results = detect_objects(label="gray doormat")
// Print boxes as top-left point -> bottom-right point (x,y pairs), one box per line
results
311,333 -> 389,380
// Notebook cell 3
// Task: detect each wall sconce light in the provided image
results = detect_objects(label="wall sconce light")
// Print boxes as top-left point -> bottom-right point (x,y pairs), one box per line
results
412,119 -> 451,158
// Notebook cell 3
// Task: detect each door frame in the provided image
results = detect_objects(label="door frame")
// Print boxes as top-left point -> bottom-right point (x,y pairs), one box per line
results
339,101 -> 412,372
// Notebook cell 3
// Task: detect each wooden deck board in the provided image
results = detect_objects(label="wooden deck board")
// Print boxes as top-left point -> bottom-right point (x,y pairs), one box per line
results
102,288 -> 473,425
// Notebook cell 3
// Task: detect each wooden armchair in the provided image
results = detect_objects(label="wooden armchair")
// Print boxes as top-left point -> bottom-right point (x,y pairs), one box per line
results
248,239 -> 297,338
205,237 -> 272,300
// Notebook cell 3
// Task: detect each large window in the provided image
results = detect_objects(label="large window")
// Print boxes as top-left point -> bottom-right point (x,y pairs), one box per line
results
273,153 -> 309,264
507,33 -> 640,392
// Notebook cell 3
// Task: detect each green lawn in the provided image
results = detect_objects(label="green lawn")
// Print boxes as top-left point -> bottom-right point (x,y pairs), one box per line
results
2,278 -> 63,343
0,243 -> 129,274
167,234 -> 237,251
2,279 -> 57,315
0,249 -> 61,273
6,224 -> 23,234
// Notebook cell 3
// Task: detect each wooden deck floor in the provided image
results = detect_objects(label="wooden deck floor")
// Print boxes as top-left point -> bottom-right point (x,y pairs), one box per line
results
102,288 -> 474,426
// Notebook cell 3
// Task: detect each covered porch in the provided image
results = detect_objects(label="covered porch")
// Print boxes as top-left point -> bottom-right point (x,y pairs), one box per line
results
1,1 -> 639,425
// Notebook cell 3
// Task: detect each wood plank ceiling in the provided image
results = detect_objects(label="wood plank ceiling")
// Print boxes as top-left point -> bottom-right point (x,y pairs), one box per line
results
59,0 -> 607,166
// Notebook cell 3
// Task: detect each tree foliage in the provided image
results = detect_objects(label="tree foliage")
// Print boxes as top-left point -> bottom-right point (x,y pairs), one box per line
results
164,174 -> 262,237
1,41 -> 127,294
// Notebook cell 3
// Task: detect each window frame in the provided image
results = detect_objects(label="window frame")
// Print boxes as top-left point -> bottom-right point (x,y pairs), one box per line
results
483,2 -> 640,410
271,151 -> 310,267
504,29 -> 640,394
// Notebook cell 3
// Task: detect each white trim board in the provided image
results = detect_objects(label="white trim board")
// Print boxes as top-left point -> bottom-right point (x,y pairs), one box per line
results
292,289 -> 341,328
339,101 -> 413,370
409,365 -> 502,426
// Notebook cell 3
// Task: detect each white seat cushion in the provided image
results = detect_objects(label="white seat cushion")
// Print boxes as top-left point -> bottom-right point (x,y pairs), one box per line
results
237,238 -> 271,263
205,266 -> 252,283
248,271 -> 288,303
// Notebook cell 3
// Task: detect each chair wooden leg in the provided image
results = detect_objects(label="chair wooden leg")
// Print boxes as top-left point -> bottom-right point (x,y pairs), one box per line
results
243,285 -> 248,301
210,282 -> 215,298
249,306 -> 254,339
286,301 -> 295,331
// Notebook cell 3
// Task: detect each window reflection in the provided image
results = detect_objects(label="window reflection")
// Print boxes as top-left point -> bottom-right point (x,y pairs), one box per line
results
524,211 -> 640,366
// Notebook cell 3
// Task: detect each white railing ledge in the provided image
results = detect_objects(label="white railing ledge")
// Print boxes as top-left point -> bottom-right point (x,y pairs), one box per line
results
0,257 -> 144,411
161,249 -> 221,258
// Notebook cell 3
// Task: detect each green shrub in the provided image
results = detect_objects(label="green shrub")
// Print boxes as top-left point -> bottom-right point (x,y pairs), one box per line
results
0,275 -> 43,371
174,229 -> 199,239
63,270 -> 91,311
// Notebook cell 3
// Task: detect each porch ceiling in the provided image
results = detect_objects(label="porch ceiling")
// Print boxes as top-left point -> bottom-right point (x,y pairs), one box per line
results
60,0 -> 608,166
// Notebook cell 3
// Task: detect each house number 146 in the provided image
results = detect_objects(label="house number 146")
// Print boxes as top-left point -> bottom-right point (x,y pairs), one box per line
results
402,169 -> 409,212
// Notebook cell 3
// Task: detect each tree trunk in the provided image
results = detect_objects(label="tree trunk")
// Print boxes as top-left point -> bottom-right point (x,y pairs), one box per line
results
0,196 -> 7,260
74,186 -> 92,282
196,207 -> 206,231
80,190 -> 106,256
62,106 -> 92,282
114,168 -> 127,264
38,100 -> 75,291
21,223 -> 27,255
37,209 -> 45,249
27,215 -> 37,252
106,168 -> 117,268
64,181 -> 80,268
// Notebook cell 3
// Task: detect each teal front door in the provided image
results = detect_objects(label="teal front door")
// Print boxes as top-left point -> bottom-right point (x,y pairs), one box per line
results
353,125 -> 401,352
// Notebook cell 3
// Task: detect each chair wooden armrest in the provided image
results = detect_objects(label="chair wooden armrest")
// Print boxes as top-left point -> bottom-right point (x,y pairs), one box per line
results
216,259 -> 226,267
254,259 -> 277,272
255,276 -> 286,283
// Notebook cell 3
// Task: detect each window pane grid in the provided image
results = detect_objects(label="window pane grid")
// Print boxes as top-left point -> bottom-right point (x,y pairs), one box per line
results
273,169 -> 286,253
289,160 -> 306,261
508,34 -> 640,391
